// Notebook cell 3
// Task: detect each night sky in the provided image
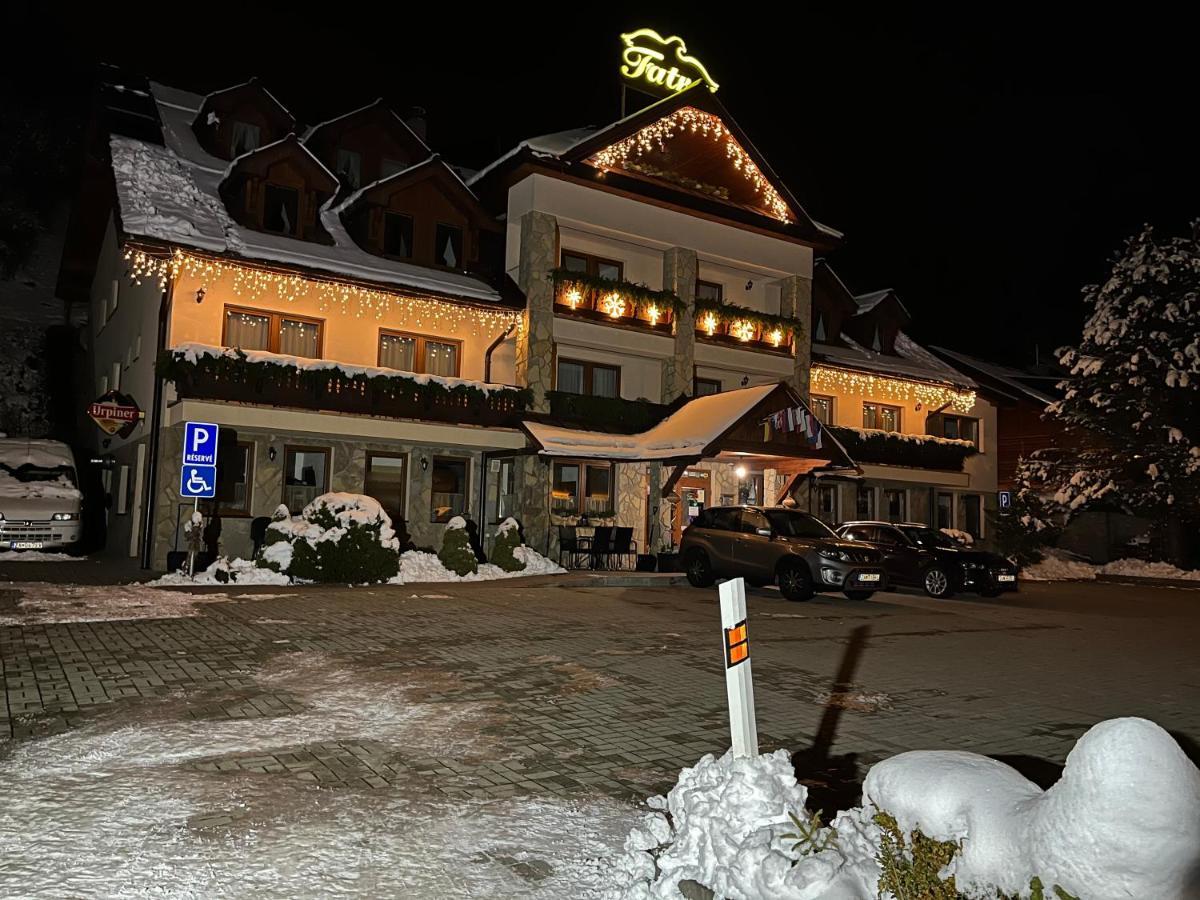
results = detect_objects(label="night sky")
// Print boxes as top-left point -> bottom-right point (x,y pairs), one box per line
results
7,6 -> 1195,366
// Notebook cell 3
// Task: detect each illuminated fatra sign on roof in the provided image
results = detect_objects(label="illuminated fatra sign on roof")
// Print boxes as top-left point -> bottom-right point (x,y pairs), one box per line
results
620,28 -> 719,95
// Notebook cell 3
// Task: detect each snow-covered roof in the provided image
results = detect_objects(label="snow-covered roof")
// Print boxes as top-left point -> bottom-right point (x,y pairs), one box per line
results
110,83 -> 504,305
524,384 -> 778,461
194,78 -> 294,126
813,333 -> 977,390
332,154 -> 477,215
0,438 -> 76,470
300,98 -> 430,154
930,346 -> 1057,405
221,133 -> 339,186
854,288 -> 910,318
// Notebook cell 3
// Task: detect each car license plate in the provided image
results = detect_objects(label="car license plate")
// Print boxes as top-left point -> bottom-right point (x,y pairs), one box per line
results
858,572 -> 881,582
13,541 -> 44,550
998,574 -> 1016,582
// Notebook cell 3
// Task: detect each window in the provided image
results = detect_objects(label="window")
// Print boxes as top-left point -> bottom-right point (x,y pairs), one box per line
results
694,377 -> 722,397
560,250 -> 623,281
863,402 -> 901,432
856,484 -> 876,519
364,453 -> 407,527
816,483 -> 839,525
381,157 -> 407,179
551,461 -> 615,517
941,415 -> 980,448
224,306 -> 323,358
336,148 -> 362,188
219,441 -> 254,516
738,472 -> 764,506
283,447 -> 329,511
378,331 -> 462,376
738,508 -> 771,534
765,510 -> 836,538
231,121 -> 260,156
431,457 -> 468,523
841,525 -> 876,542
434,223 -> 464,268
810,395 -> 834,425
556,358 -> 620,398
883,488 -> 907,522
875,525 -> 907,546
963,494 -> 982,539
383,213 -> 414,258
263,183 -> 300,235
936,492 -> 954,531
696,280 -> 723,302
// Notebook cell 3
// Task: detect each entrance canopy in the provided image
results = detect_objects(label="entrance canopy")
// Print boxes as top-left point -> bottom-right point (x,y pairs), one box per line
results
522,382 -> 858,469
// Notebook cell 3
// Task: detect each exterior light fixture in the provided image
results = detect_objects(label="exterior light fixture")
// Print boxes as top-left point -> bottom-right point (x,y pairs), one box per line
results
735,464 -> 747,479
268,446 -> 277,462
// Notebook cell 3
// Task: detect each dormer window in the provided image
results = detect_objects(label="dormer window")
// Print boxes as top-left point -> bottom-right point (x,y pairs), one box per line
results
435,223 -> 463,268
384,213 -> 413,259
815,311 -> 827,342
231,121 -> 261,157
263,184 -> 300,235
336,148 -> 362,188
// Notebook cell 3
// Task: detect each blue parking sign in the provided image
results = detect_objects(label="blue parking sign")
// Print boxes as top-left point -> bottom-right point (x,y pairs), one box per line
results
998,490 -> 1012,510
180,464 -> 217,499
183,421 -> 219,466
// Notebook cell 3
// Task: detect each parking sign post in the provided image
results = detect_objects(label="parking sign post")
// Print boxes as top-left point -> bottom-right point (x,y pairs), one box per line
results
180,422 -> 220,576
719,577 -> 758,758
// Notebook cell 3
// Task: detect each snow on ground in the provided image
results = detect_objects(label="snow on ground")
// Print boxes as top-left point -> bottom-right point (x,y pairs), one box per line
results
0,550 -> 84,562
0,653 -> 637,899
1023,549 -> 1200,582
613,719 -> 1200,900
150,556 -> 292,587
0,583 -> 232,625
392,547 -> 565,584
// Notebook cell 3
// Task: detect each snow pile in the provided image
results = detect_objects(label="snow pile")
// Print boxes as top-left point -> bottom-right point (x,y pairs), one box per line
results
391,546 -> 564,584
609,750 -> 872,899
614,718 -> 1200,899
939,528 -> 974,546
864,717 -> 1200,899
151,556 -> 291,587
1023,549 -> 1200,582
0,551 -> 84,562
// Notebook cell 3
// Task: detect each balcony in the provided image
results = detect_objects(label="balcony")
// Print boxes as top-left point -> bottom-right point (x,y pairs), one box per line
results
161,344 -> 532,428
542,390 -> 673,434
828,425 -> 978,471
551,268 -> 679,333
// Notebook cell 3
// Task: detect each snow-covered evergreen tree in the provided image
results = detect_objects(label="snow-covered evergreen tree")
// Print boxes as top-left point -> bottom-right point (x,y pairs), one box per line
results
1049,224 -> 1200,563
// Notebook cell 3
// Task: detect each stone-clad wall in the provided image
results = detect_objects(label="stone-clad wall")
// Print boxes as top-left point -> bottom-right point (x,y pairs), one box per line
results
152,423 -> 488,567
516,210 -> 557,414
778,274 -> 813,401
662,247 -> 697,402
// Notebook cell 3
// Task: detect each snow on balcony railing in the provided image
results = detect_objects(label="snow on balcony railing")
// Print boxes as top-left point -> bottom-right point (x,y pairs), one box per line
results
828,425 -> 979,470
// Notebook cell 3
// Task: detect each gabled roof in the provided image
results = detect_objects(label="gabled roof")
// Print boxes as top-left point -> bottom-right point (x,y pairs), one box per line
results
929,346 -> 1058,405
813,259 -> 860,315
813,332 -> 977,390
334,154 -> 480,214
192,78 -> 295,130
471,85 -> 842,249
854,288 -> 910,318
221,133 -> 340,191
523,382 -> 855,467
301,98 -> 430,155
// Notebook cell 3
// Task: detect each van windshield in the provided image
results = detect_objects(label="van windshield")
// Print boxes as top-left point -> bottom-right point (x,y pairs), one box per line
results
764,510 -> 836,539
0,464 -> 78,486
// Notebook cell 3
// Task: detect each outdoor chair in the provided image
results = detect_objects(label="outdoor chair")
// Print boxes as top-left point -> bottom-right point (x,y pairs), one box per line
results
589,526 -> 614,570
611,527 -> 637,570
558,525 -> 589,569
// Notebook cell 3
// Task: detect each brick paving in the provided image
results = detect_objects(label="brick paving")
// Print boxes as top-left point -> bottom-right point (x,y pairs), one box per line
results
2,577 -> 1198,806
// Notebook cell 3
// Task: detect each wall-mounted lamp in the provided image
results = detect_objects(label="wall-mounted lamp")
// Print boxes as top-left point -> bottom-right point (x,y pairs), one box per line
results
268,446 -> 277,462
195,287 -> 207,304
744,279 -> 753,291
421,457 -> 429,472
735,464 -> 747,479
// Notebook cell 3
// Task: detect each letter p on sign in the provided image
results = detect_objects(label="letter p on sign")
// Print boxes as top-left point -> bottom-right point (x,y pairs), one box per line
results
182,421 -> 220,467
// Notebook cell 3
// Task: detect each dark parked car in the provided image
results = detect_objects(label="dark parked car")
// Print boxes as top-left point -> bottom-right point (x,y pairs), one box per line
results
680,506 -> 887,601
836,521 -> 1018,598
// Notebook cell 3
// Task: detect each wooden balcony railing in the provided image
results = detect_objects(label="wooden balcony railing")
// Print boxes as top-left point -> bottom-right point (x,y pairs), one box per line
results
160,346 -> 532,428
828,425 -> 979,471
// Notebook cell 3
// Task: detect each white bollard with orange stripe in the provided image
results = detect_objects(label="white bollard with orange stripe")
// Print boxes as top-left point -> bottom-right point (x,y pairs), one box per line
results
719,577 -> 758,758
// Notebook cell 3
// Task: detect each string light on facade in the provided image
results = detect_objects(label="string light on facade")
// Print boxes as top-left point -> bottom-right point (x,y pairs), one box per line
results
811,364 -> 977,413
587,107 -> 793,223
122,246 -> 521,336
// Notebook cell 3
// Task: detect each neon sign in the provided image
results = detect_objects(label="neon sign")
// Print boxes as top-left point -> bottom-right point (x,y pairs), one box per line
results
620,28 -> 718,95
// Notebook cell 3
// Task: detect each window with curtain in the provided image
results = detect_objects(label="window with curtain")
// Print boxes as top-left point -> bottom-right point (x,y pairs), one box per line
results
335,148 -> 362,188
379,333 -> 417,371
863,402 -> 901,432
384,213 -> 413,259
435,223 -> 463,268
283,447 -> 329,511
551,461 -> 615,517
424,340 -> 458,377
556,360 -> 585,395
883,488 -> 907,522
218,441 -> 254,516
279,318 -> 320,357
431,457 -> 467,523
551,462 -> 580,516
810,396 -> 834,424
584,464 -> 612,516
263,184 -> 300,235
230,121 -> 260,156
694,378 -> 721,396
224,310 -> 271,351
556,358 -> 620,398
856,484 -> 876,519
364,454 -> 407,528
560,250 -> 623,281
590,365 -> 618,398
696,280 -> 723,302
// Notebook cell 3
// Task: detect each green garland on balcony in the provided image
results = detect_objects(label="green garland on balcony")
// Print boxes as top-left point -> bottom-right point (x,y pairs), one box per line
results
827,425 -> 978,470
549,268 -> 687,317
695,296 -> 803,341
157,349 -> 533,409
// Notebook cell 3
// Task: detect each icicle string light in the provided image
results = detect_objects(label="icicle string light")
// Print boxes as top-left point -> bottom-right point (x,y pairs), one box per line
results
811,365 -> 977,413
588,107 -> 793,223
123,247 -> 522,336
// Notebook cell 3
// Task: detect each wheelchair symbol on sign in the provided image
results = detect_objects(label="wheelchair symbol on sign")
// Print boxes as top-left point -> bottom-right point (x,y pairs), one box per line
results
187,469 -> 211,493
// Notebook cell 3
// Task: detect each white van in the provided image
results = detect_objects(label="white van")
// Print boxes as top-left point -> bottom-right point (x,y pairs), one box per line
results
0,438 -> 83,551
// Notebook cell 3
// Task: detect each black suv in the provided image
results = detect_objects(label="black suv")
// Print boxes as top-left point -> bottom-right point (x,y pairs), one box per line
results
837,521 -> 1018,598
679,506 -> 887,601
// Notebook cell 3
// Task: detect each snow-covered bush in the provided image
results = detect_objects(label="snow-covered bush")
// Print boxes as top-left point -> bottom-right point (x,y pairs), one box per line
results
490,517 -> 525,573
258,493 -> 399,584
611,717 -> 1200,900
437,516 -> 477,576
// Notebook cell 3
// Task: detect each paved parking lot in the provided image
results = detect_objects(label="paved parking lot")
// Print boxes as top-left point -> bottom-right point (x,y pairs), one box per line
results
3,575 -> 1198,804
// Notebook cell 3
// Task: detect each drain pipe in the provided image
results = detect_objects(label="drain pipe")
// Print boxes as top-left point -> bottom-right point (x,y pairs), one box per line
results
139,275 -> 174,569
483,322 -> 517,383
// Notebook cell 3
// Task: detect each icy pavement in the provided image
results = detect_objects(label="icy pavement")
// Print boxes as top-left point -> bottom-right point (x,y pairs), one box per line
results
0,653 -> 638,898
0,582 -> 234,625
